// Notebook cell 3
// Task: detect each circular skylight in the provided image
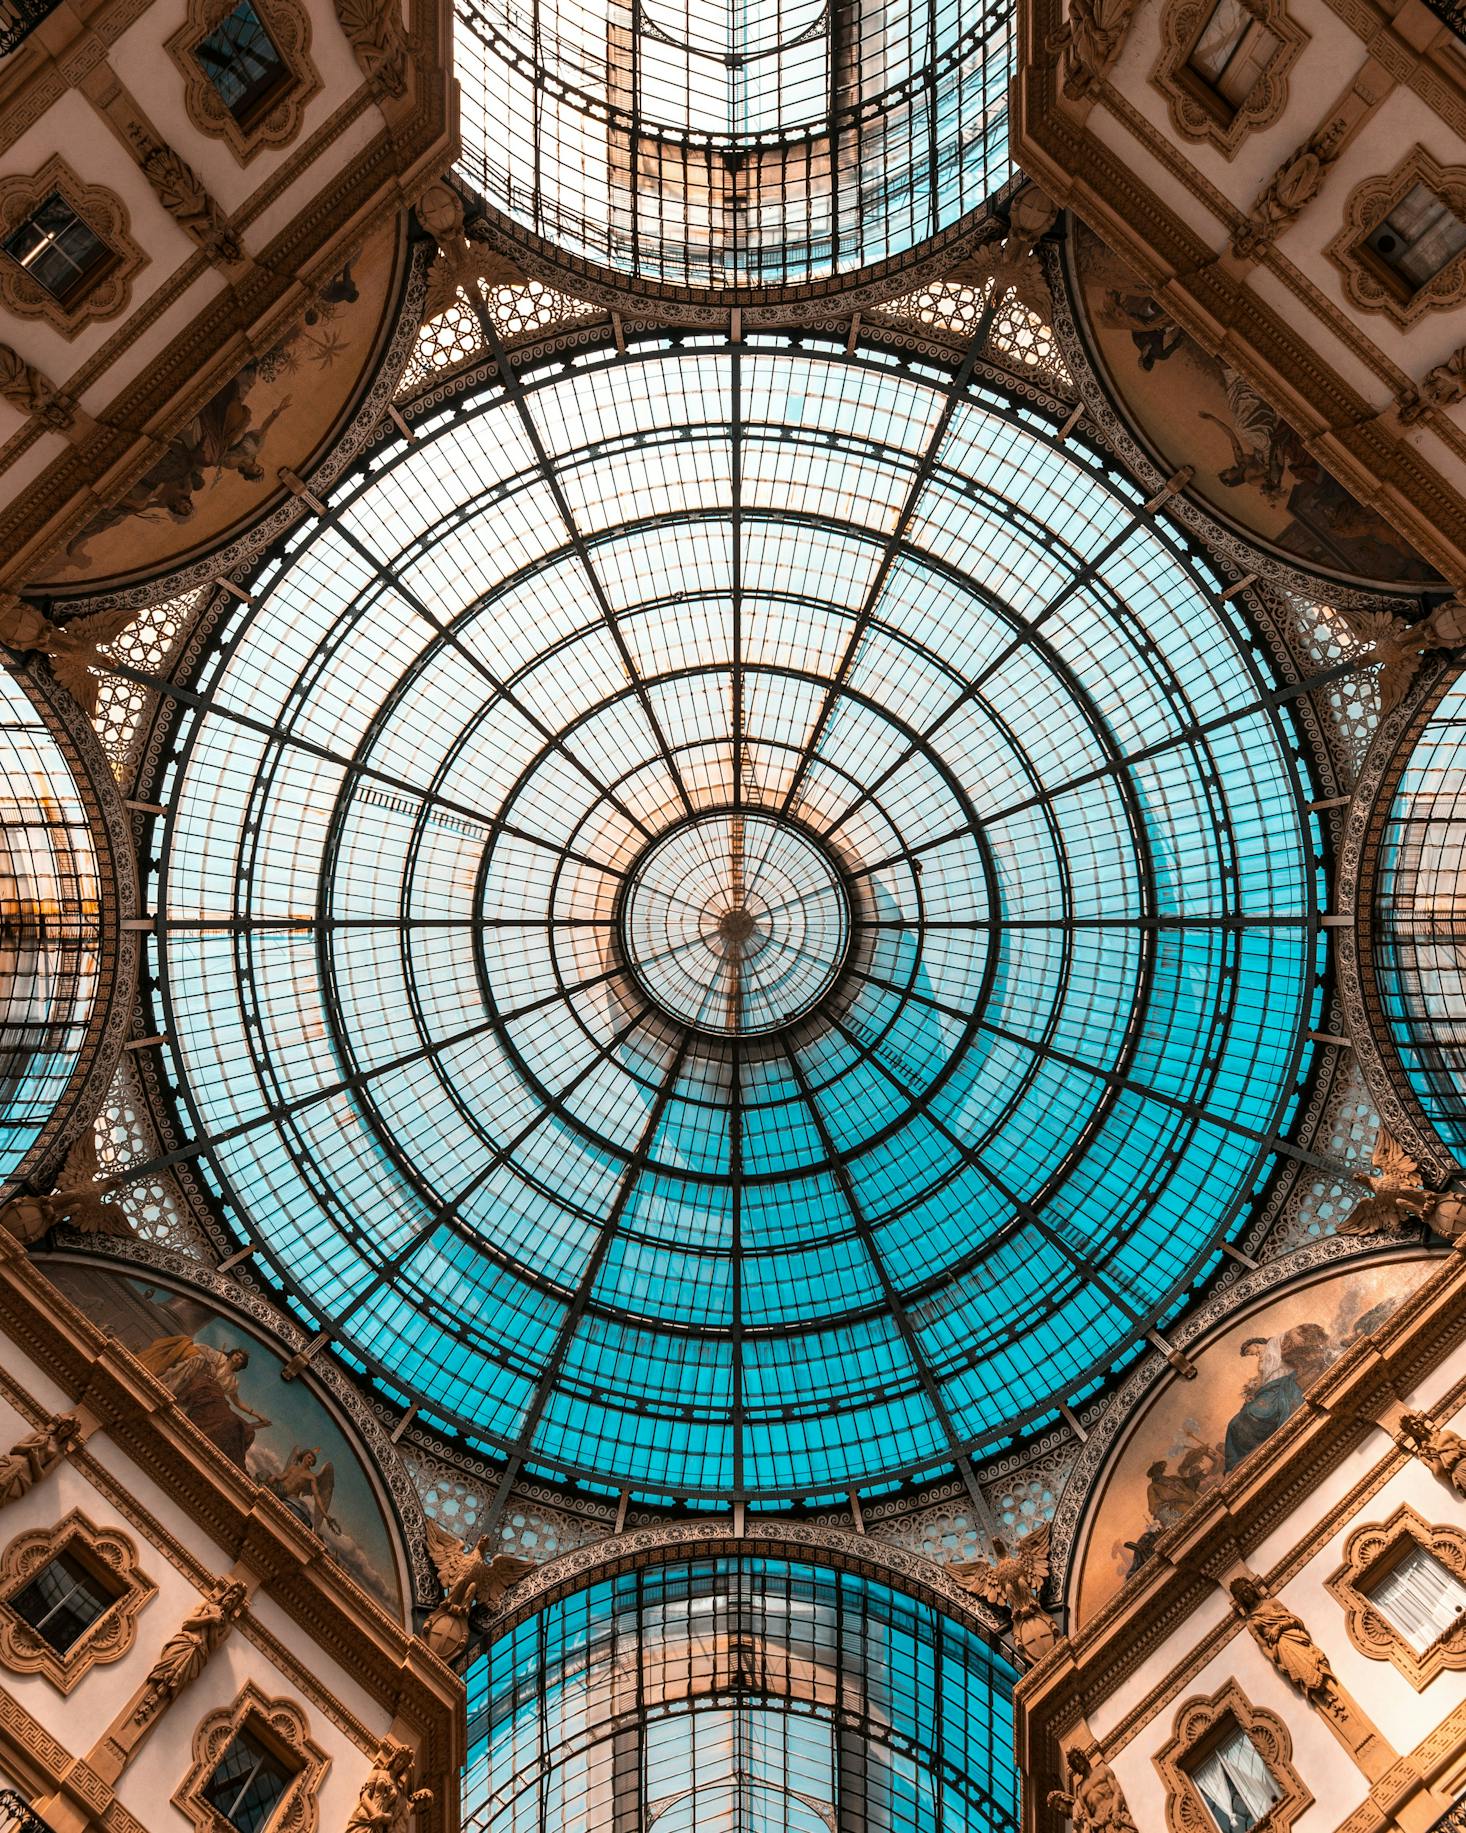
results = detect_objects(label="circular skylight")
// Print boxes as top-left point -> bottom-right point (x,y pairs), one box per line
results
150,333 -> 1318,1504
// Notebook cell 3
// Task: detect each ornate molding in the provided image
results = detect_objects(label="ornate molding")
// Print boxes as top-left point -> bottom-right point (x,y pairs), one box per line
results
1326,148 -> 1466,328
1327,1502 -> 1466,1689
165,0 -> 321,166
0,1508 -> 156,1694
0,156 -> 145,335
172,1683 -> 328,1833
1153,1680 -> 1312,1833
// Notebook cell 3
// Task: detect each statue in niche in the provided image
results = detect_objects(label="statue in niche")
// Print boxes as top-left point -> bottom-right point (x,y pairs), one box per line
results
950,1524 -> 1059,1657
0,1412 -> 81,1506
1229,1574 -> 1336,1700
1398,1412 -> 1466,1494
420,1519 -> 533,1663
1049,1746 -> 1138,1833
347,1740 -> 432,1833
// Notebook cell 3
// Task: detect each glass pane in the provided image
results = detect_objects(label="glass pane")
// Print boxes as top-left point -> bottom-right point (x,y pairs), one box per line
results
1189,1728 -> 1282,1833
194,0 -> 287,119
2,193 -> 109,302
203,1730 -> 295,1833
9,1550 -> 115,1653
1369,1544 -> 1466,1653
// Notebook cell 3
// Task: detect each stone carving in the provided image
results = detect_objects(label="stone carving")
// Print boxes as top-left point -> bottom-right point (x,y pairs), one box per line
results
129,131 -> 242,265
0,344 -> 78,431
417,182 -> 524,322
347,1740 -> 432,1833
0,596 -> 138,716
1233,121 -> 1345,258
135,1577 -> 249,1723
1336,1130 -> 1466,1240
420,1518 -> 534,1663
1398,1412 -> 1466,1494
949,1524 -> 1059,1658
1229,1573 -> 1336,1700
1336,599 -> 1466,716
952,184 -> 1059,320
1048,0 -> 1142,97
1398,345 -> 1466,425
1049,1746 -> 1138,1833
336,0 -> 408,99
0,1413 -> 81,1507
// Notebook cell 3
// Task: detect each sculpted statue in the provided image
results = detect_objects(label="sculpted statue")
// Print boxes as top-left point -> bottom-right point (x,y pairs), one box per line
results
1337,600 -> 1466,718
416,181 -> 524,322
0,1412 -> 81,1507
1399,345 -> 1466,424
1048,0 -> 1140,97
0,343 -> 76,431
1336,1131 -> 1466,1241
420,1519 -> 534,1663
347,1739 -> 432,1833
954,184 -> 1058,320
136,1578 -> 248,1722
1234,123 -> 1343,257
950,1524 -> 1060,1658
336,0 -> 409,99
1399,1411 -> 1466,1494
132,133 -> 241,265
0,595 -> 137,717
1048,1746 -> 1138,1833
1230,1574 -> 1335,1699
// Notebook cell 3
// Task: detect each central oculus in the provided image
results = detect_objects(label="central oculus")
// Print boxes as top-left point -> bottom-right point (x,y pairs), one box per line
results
618,811 -> 853,1037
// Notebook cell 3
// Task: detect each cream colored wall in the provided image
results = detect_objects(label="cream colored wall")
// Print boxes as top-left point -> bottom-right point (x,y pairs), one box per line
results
0,1331 -> 398,1827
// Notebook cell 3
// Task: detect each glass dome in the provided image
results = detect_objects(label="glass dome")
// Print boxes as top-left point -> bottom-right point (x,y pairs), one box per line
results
1375,674 -> 1466,1157
454,0 -> 1011,287
464,1555 -> 1019,1831
0,670 -> 102,1182
148,331 -> 1319,1504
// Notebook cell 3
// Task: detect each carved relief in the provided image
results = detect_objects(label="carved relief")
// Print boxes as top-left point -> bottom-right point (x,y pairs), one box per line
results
347,1739 -> 432,1833
1326,149 -> 1466,328
948,1524 -> 1060,1659
1398,345 -> 1466,425
1327,1505 -> 1466,1690
173,1683 -> 328,1833
1154,1681 -> 1312,1833
0,157 -> 144,334
1047,0 -> 1142,98
1151,0 -> 1306,157
166,0 -> 320,164
127,129 -> 242,265
0,1510 -> 156,1694
0,345 -> 80,431
335,0 -> 408,100
1233,118 -> 1346,259
0,1412 -> 82,1508
135,1575 -> 249,1724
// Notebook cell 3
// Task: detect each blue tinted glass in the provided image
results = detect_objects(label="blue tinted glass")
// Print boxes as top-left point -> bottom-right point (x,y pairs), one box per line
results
154,337 -> 1315,1504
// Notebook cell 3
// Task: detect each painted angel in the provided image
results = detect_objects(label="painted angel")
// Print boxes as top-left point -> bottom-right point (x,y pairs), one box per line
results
949,1525 -> 1059,1658
270,1446 -> 340,1535
0,595 -> 136,716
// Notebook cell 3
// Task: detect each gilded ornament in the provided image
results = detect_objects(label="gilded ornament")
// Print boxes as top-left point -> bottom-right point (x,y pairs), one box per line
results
949,1524 -> 1059,1658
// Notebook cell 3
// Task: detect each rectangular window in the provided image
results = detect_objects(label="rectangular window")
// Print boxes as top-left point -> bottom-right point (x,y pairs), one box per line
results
1363,183 -> 1466,294
9,1550 -> 119,1653
202,1728 -> 297,1833
1187,0 -> 1280,111
193,0 -> 289,124
1368,1543 -> 1466,1653
2,194 -> 113,306
1189,1727 -> 1283,1833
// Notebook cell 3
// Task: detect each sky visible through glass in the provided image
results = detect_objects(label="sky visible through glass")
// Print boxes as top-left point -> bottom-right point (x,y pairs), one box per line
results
149,334 -> 1319,1507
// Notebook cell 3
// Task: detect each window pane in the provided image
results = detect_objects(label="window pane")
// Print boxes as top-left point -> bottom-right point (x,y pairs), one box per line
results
2,194 -> 110,303
1369,1544 -> 1466,1653
194,0 -> 287,119
1190,1728 -> 1282,1833
203,1730 -> 295,1833
9,1550 -> 115,1652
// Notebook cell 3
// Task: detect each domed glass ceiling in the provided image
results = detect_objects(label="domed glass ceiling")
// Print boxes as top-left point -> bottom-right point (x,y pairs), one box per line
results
150,333 -> 1319,1504
454,0 -> 1010,285
1376,676 -> 1466,1157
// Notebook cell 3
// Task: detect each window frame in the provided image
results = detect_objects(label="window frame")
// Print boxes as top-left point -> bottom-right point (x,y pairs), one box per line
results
1152,0 -> 1306,158
1328,1502 -> 1466,1690
166,0 -> 320,165
1154,1681 -> 1311,1833
174,1684 -> 328,1833
1327,147 -> 1466,328
0,158 -> 144,334
0,1510 -> 156,1693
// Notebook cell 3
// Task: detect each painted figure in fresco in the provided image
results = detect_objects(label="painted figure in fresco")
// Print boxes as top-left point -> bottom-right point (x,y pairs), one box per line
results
269,1446 -> 340,1535
1101,290 -> 1184,370
1199,367 -> 1316,504
137,1336 -> 271,1468
1222,1322 -> 1330,1470
1145,1444 -> 1220,1528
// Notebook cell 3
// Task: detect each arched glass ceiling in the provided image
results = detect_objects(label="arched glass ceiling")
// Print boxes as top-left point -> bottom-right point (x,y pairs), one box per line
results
1375,675 -> 1466,1158
454,0 -> 1011,286
149,333 -> 1320,1505
464,1556 -> 1019,1831
0,671 -> 101,1183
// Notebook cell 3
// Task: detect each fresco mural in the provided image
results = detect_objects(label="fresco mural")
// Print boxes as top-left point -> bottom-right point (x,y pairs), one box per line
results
41,1259 -> 405,1620
1069,221 -> 1440,586
35,216 -> 407,596
1072,1251 -> 1441,1626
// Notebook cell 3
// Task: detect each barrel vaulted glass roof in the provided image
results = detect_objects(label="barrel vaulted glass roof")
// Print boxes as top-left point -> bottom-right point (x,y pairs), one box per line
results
1376,677 -> 1466,1158
148,331 -> 1321,1506
454,0 -> 1011,285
